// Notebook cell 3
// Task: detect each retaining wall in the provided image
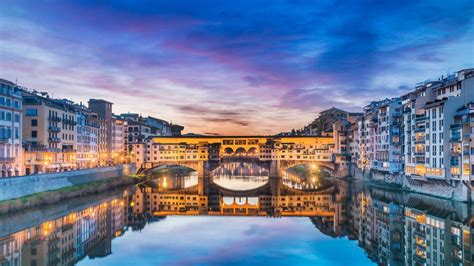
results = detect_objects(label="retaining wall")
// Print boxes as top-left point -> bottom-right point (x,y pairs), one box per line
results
0,164 -> 135,201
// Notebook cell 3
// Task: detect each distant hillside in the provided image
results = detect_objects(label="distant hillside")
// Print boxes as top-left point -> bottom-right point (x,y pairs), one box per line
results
306,107 -> 350,135
280,107 -> 361,136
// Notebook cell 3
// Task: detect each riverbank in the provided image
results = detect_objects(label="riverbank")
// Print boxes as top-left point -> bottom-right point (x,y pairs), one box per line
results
0,164 -> 135,201
0,175 -> 137,215
350,168 -> 472,202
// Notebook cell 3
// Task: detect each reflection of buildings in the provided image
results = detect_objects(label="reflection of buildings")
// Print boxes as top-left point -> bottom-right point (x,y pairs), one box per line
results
1,181 -> 472,266
346,183 -> 473,266
125,180 -> 347,230
0,198 -> 126,266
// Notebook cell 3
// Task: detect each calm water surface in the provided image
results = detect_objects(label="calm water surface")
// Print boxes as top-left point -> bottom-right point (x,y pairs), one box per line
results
1,162 -> 472,266
78,216 -> 371,266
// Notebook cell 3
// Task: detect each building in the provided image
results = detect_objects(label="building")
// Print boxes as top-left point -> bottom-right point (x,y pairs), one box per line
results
75,104 -> 100,168
402,69 -> 474,188
120,113 -> 184,158
111,115 -> 126,164
0,78 -> 23,177
88,99 -> 113,165
131,136 -> 337,174
372,98 -> 403,176
22,91 -> 77,174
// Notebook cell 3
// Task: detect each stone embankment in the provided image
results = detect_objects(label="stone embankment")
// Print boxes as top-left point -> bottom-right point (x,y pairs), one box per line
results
0,164 -> 139,214
350,167 -> 471,202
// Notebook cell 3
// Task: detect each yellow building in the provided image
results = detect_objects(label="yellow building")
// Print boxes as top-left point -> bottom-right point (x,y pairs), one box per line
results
22,92 -> 77,174
131,136 -> 336,168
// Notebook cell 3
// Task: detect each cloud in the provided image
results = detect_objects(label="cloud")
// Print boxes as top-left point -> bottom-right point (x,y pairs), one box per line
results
1,0 -> 472,135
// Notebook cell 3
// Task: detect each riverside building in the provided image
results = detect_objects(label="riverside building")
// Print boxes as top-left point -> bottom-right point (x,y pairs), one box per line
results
402,69 -> 474,186
0,78 -> 23,177
22,91 -> 77,174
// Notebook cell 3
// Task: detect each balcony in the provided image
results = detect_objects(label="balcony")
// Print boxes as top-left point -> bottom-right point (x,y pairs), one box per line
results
48,116 -> 61,122
414,152 -> 425,157
0,157 -> 15,163
24,145 -> 61,153
392,150 -> 402,155
63,118 -> 77,125
48,126 -> 61,133
0,137 -> 10,143
62,147 -> 76,153
414,127 -> 425,133
450,136 -> 461,142
49,137 -> 61,143
415,115 -> 427,122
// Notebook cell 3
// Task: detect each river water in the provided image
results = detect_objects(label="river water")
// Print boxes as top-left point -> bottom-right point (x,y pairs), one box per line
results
0,162 -> 472,266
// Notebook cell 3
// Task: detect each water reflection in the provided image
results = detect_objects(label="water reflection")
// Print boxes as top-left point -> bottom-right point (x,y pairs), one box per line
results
0,181 -> 472,265
212,162 -> 269,190
149,171 -> 198,190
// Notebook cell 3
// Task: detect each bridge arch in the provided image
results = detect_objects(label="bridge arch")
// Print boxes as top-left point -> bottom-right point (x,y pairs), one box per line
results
280,160 -> 336,177
137,161 -> 200,175
235,147 -> 247,155
224,147 -> 234,155
248,147 -> 257,155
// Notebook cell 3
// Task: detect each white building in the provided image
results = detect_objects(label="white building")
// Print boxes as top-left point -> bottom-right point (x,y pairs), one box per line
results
111,115 -> 126,163
0,78 -> 23,177
403,69 -> 474,186
75,105 -> 100,168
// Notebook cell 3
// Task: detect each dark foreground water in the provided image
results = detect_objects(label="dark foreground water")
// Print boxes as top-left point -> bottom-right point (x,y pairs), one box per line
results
0,173 -> 472,265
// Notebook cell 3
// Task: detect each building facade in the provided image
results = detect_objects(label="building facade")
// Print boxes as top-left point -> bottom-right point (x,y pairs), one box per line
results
22,92 -> 77,174
0,78 -> 23,177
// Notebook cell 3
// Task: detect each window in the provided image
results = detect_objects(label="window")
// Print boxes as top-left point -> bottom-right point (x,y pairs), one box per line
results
31,130 -> 38,138
14,114 -> 20,122
26,109 -> 38,116
31,119 -> 38,126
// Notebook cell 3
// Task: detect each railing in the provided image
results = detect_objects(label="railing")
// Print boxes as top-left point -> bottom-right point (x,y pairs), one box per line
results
48,126 -> 61,132
24,146 -> 61,152
450,136 -> 461,142
48,116 -> 61,122
49,137 -> 61,143
415,115 -> 427,121
62,118 -> 77,125
0,157 -> 15,163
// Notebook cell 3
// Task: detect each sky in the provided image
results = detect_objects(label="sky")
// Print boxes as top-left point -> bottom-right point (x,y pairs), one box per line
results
1,0 -> 473,135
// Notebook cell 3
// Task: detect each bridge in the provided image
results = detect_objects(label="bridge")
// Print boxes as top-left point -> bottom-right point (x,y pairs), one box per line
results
132,136 -> 349,196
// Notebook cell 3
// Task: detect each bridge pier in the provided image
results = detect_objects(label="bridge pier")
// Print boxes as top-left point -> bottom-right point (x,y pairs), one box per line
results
269,160 -> 282,209
197,161 -> 211,196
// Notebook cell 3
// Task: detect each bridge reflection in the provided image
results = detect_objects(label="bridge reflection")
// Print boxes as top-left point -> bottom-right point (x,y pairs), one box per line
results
0,182 -> 472,266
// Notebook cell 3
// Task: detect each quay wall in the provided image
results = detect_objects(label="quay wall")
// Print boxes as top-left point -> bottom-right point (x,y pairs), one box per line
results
351,168 -> 471,202
0,188 -> 125,237
0,164 -> 135,201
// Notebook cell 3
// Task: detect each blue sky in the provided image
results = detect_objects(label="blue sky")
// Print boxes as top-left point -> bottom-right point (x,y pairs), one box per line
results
1,0 -> 473,134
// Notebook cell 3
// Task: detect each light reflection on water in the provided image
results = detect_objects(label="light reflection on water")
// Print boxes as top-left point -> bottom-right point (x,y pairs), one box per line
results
1,180 -> 472,266
151,162 -> 323,191
212,162 -> 269,191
